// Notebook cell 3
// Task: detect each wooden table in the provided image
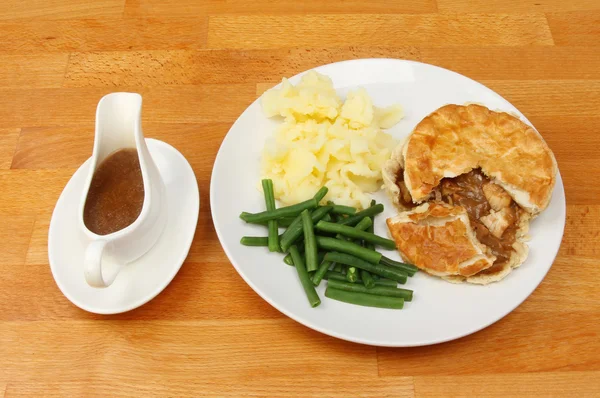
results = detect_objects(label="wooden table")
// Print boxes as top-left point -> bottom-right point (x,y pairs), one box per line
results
1,1 -> 599,396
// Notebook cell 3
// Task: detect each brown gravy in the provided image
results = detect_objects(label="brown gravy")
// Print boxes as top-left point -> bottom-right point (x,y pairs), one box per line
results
434,170 -> 519,263
395,168 -> 417,209
84,148 -> 144,236
436,170 -> 491,221
395,169 -> 519,264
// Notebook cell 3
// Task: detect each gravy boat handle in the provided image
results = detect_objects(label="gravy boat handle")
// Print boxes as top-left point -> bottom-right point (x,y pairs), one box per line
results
84,240 -> 122,288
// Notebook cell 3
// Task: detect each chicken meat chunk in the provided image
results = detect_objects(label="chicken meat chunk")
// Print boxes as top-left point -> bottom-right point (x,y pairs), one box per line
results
482,182 -> 512,211
480,207 -> 516,238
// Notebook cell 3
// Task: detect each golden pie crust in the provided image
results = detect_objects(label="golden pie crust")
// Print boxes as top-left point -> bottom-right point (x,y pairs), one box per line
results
402,104 -> 557,215
387,203 -> 496,278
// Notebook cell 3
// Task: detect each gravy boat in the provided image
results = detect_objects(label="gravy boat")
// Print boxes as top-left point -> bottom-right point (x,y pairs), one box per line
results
80,92 -> 167,288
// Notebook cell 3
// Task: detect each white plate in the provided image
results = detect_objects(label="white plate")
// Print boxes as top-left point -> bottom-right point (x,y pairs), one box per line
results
210,59 -> 566,347
49,139 -> 199,314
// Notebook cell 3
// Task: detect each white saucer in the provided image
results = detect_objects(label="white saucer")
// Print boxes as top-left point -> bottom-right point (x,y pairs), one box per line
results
49,138 -> 199,314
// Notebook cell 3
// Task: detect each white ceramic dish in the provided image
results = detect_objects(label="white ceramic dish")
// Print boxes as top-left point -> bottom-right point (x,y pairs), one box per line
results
210,59 -> 566,347
49,139 -> 199,314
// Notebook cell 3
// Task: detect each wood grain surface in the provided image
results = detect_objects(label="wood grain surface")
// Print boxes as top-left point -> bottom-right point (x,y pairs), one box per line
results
1,1 -> 599,397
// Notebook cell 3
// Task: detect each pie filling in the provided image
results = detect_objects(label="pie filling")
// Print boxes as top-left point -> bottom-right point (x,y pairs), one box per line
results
396,169 -> 524,274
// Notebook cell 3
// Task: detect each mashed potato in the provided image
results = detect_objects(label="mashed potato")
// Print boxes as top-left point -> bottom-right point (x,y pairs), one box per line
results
261,71 -> 403,209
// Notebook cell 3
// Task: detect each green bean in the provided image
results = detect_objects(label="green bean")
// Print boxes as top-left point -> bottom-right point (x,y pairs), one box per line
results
355,216 -> 373,230
289,245 -> 320,308
324,271 -> 349,282
330,204 -> 357,216
240,197 -> 318,223
312,261 -> 333,286
346,267 -> 358,283
283,243 -> 305,266
327,279 -> 413,301
318,251 -> 326,264
261,179 -> 280,252
280,206 -> 332,252
323,271 -> 398,287
315,236 -> 382,265
324,252 -> 408,284
301,210 -> 318,272
326,201 -> 356,216
335,217 -> 372,241
361,216 -> 376,288
380,256 -> 419,277
367,200 -> 377,243
240,236 -> 269,246
338,203 -> 384,226
288,251 -> 322,271
283,253 -> 294,266
336,215 -> 372,284
317,221 -> 395,250
360,269 -> 375,288
333,263 -> 342,273
346,216 -> 375,288
314,186 -> 329,203
325,287 -> 404,309
373,279 -> 400,288
279,217 -> 298,227
251,216 -> 296,228
363,201 -> 378,266
338,204 -> 384,226
322,213 -> 333,223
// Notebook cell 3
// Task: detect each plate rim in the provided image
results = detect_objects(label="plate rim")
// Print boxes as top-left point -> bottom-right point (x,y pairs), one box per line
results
210,58 -> 567,346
